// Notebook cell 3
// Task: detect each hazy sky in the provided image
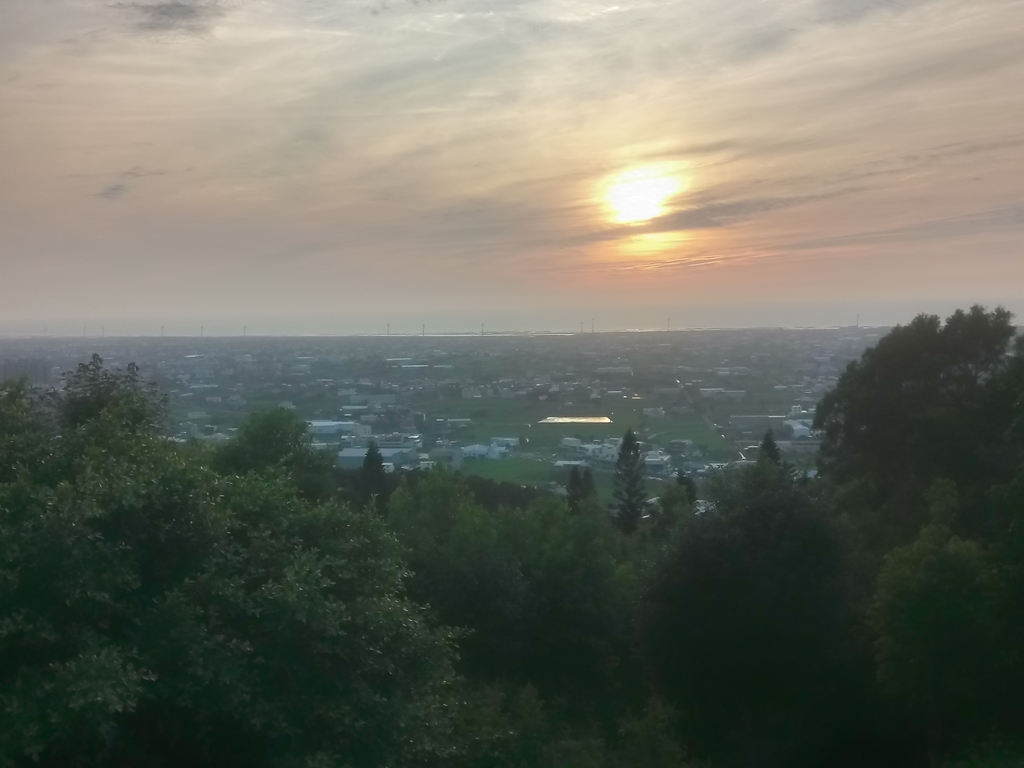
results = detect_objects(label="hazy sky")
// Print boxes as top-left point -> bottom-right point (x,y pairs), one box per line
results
2,0 -> 1023,334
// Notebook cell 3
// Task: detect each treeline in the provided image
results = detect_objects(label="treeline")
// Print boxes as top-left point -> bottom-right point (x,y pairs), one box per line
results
1,305 -> 1022,768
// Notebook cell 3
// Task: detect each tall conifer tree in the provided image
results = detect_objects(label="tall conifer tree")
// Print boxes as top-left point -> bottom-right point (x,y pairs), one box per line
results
613,429 -> 646,534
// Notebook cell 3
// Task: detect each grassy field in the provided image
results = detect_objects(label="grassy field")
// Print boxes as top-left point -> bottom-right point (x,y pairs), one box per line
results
420,395 -> 731,455
459,457 -> 672,506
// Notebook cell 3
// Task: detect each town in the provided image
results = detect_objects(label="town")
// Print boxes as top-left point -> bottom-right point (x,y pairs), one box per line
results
0,326 -> 880,503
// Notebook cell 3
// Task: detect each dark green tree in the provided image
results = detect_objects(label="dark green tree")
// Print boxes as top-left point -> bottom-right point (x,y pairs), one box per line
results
613,429 -> 646,534
213,407 -> 335,502
361,439 -> 388,506
676,470 -> 697,505
0,361 -> 459,768
871,482 -> 1002,766
566,465 -> 586,512
639,462 -> 866,768
814,305 -> 1018,546
582,467 -> 597,501
388,470 -> 639,717
760,428 -> 782,464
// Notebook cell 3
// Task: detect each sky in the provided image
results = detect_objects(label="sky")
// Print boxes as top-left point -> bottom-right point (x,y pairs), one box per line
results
2,0 -> 1023,335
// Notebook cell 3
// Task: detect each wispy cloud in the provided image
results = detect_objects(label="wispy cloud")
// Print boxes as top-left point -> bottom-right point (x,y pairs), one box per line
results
95,183 -> 129,200
121,166 -> 166,178
112,1 -> 225,34
1,0 -> 1023,329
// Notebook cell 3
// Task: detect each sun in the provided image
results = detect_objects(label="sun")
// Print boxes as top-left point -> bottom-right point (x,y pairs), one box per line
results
606,166 -> 685,224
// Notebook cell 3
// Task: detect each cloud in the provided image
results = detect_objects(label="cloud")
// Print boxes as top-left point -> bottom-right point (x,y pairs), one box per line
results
816,0 -> 936,25
95,184 -> 129,200
121,166 -> 166,178
113,1 -> 225,33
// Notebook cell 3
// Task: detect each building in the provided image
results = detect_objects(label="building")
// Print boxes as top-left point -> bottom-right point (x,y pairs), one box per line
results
307,420 -> 371,438
783,419 -> 813,439
490,437 -> 520,448
350,393 -> 397,406
337,446 -> 415,471
429,446 -> 464,469
644,450 -> 673,475
462,444 -> 491,459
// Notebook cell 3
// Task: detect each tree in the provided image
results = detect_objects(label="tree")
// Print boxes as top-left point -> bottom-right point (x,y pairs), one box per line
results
814,305 -> 1018,546
582,467 -> 597,501
361,439 -> 388,507
639,463 -> 864,768
388,471 -> 639,716
0,359 -> 459,768
566,466 -> 597,514
760,428 -> 782,464
871,482 -> 1002,766
566,465 -> 587,512
213,407 -> 335,502
613,430 -> 646,535
676,470 -> 697,505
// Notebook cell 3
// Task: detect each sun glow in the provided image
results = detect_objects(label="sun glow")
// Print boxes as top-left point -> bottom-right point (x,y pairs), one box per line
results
606,166 -> 685,224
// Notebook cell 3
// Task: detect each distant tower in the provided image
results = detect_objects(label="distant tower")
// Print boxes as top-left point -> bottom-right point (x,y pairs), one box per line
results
387,324 -> 390,337
591,318 -> 595,334
481,323 -> 484,336
243,325 -> 246,337
422,324 -> 425,338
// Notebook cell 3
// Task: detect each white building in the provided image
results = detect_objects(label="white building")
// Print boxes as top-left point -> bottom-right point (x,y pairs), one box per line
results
783,419 -> 813,439
644,450 -> 673,475
307,420 -> 371,438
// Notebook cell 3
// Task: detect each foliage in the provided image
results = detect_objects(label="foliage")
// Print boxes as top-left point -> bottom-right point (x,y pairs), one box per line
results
814,305 -> 1019,547
567,466 -> 597,514
389,470 -> 639,718
639,462 -> 865,767
675,471 -> 697,505
872,483 -> 1001,717
361,439 -> 389,508
760,429 -> 781,464
613,430 -> 645,535
213,407 -> 335,502
0,362 -> 458,768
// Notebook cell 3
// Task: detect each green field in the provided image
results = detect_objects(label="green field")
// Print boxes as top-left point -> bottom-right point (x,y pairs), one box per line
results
459,457 -> 671,506
420,395 -> 730,455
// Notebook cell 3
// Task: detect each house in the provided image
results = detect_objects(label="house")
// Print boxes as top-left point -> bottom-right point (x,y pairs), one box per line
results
644,450 -> 673,475
783,419 -> 813,439
429,446 -> 464,469
337,446 -> 415,471
463,443 -> 508,460
462,444 -> 491,459
578,439 -> 622,463
307,420 -> 371,438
